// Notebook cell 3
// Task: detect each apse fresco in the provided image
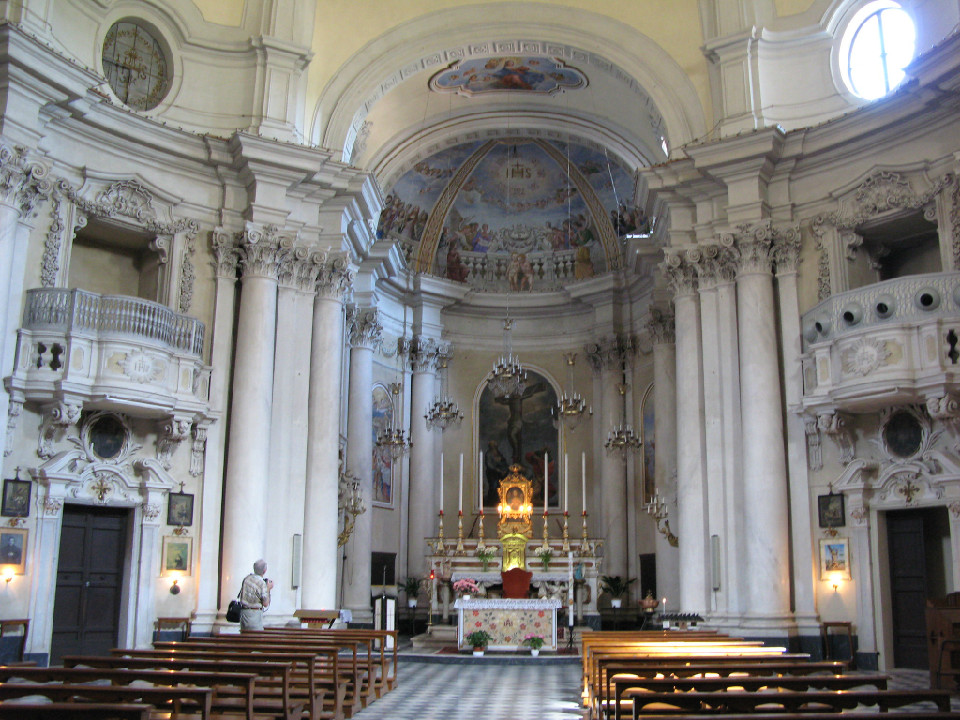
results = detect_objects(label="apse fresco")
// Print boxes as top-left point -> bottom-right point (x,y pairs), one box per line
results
430,56 -> 587,96
378,139 -> 646,291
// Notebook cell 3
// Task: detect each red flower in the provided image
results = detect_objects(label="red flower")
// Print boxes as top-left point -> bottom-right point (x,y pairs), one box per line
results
475,621 -> 482,627
472,610 -> 479,616
538,611 -> 545,617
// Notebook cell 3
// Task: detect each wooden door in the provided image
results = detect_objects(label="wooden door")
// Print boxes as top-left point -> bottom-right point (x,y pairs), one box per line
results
887,509 -> 928,668
50,505 -> 129,665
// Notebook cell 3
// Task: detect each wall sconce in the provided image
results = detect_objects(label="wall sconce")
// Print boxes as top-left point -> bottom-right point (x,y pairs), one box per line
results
830,572 -> 842,593
2,567 -> 13,584
169,573 -> 181,595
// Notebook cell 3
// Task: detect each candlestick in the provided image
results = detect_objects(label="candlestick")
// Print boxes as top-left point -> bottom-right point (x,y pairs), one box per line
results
579,510 -> 591,556
436,509 -> 445,555
458,454 -> 463,513
542,509 -> 550,551
544,451 -> 549,515
562,511 -> 570,552
455,509 -> 465,555
477,509 -> 486,551
564,453 -> 568,513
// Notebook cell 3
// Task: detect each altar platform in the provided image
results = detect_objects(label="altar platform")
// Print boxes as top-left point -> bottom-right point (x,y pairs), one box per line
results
455,598 -> 563,650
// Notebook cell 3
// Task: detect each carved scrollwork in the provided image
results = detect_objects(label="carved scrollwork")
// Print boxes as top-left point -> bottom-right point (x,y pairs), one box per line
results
141,502 -> 162,521
661,249 -> 698,297
645,308 -> 675,346
40,495 -> 63,518
5,399 -> 22,458
190,425 -> 207,477
315,252 -> 354,299
347,306 -> 383,350
156,417 -> 191,470
804,416 -> 823,471
849,505 -> 868,525
818,411 -> 855,464
0,144 -> 52,218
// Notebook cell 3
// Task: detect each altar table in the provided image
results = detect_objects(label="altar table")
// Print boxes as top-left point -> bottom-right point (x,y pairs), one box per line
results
455,598 -> 561,650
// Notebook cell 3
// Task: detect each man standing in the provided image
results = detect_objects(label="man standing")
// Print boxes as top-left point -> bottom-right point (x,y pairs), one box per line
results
239,559 -> 273,631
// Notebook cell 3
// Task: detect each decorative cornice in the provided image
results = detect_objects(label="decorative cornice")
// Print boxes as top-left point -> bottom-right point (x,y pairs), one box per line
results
347,306 -> 383,349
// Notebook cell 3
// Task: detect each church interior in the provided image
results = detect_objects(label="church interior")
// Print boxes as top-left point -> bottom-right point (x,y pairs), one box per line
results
1,0 -> 960,716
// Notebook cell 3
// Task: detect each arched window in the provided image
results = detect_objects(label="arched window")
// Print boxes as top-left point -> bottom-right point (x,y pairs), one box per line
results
839,1 -> 916,100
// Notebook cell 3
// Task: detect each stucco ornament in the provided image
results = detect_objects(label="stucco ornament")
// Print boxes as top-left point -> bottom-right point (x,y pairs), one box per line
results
841,337 -> 891,377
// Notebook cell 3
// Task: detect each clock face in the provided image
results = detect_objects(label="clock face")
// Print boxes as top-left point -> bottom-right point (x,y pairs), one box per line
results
102,21 -> 170,111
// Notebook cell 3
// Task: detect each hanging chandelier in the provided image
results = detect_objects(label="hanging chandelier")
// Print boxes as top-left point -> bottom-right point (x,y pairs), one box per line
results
425,355 -> 463,430
553,352 -> 591,430
605,381 -> 642,455
488,318 -> 528,398
376,382 -> 412,459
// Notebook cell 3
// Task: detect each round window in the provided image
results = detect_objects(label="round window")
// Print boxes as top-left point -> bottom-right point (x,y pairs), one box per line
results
882,410 -> 922,458
838,1 -> 916,100
101,20 -> 171,111
88,414 -> 127,460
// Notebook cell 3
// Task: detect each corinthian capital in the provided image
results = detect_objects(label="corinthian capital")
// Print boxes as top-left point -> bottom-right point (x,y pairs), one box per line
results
645,308 -> 675,345
0,144 -> 52,217
772,224 -> 803,275
315,252 -> 354,300
236,224 -> 293,280
279,246 -> 326,292
734,221 -> 775,276
347,306 -> 383,349
407,336 -> 438,373
212,227 -> 240,279
661,249 -> 698,297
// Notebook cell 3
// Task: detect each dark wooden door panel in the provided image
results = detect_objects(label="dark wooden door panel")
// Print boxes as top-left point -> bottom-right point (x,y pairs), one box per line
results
887,510 -> 927,669
50,505 -> 128,665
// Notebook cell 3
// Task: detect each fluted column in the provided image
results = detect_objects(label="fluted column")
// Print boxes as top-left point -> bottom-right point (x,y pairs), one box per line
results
266,248 -> 323,620
301,256 -> 352,609
220,225 -> 290,608
735,224 -> 792,625
646,309 -> 680,606
342,307 -> 382,623
774,229 -> 819,632
0,145 -> 49,460
195,229 -> 240,628
407,337 -> 437,579
663,250 -> 709,614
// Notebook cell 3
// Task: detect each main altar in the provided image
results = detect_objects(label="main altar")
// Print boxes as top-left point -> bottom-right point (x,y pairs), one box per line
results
424,464 -> 605,639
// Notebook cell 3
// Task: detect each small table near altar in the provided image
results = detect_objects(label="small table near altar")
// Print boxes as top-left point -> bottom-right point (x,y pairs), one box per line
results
455,598 -> 562,651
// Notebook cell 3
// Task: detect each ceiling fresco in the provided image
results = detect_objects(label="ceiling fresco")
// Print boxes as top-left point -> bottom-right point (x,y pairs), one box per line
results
378,139 -> 648,292
429,56 -> 587,96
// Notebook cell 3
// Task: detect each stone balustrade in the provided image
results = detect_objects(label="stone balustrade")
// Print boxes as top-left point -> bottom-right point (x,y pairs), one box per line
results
800,272 -> 960,413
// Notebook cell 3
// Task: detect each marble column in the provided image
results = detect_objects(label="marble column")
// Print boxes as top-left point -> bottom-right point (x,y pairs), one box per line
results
664,250 -> 710,614
301,255 -> 352,609
194,229 -> 239,629
774,229 -> 820,634
406,337 -> 437,579
0,145 -> 49,461
342,306 -> 382,624
266,249 -> 322,620
735,225 -> 792,625
220,225 -> 290,608
646,309 -> 680,606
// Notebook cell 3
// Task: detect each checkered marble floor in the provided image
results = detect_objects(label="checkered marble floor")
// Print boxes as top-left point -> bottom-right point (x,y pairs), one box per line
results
351,662 -> 959,720
351,659 -> 585,720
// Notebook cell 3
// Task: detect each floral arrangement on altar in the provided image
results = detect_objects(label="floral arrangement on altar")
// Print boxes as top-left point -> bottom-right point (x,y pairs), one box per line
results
522,633 -> 546,650
453,578 -> 480,597
534,546 -> 553,570
475,547 -> 498,571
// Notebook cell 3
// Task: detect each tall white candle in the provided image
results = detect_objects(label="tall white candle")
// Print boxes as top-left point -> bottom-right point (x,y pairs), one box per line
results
544,452 -> 549,514
564,453 -> 569,512
581,452 -> 586,512
479,451 -> 484,506
440,452 -> 444,512
458,453 -> 463,512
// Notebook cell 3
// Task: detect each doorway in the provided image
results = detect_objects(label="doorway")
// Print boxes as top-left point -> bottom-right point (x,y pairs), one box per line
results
885,506 -> 951,669
50,505 -> 130,665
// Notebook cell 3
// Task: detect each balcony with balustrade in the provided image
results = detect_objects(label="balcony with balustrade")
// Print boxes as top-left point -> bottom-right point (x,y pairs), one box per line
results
7,288 -> 210,417
799,272 -> 960,414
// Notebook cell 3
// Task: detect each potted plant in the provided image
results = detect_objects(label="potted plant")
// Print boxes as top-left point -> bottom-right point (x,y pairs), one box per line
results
601,575 -> 636,608
452,577 -> 480,600
475,546 -> 497,572
465,629 -> 492,656
401,577 -> 421,608
522,632 -> 546,656
534,546 -> 553,571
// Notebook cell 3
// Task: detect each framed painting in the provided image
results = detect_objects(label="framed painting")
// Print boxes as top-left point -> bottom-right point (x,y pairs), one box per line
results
1,478 -> 31,518
817,493 -> 845,528
0,527 -> 27,574
819,537 -> 851,580
161,535 -> 192,575
372,384 -> 394,507
167,492 -> 194,527
478,368 -> 559,510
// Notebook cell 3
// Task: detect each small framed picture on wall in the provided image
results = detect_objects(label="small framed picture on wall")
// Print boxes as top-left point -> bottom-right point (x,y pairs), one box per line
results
817,492 -> 845,528
1,478 -> 31,518
819,537 -> 851,580
167,492 -> 194,527
161,535 -> 192,575
0,527 -> 27,574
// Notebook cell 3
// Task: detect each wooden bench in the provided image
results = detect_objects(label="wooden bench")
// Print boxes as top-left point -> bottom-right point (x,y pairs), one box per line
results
610,673 -> 890,720
65,654 -> 301,720
0,700 -> 152,719
0,681 -> 214,719
628,714 -> 960,720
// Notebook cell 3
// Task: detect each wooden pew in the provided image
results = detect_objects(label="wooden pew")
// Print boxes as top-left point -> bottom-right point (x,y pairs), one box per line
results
0,681 -> 214,719
149,640 -> 357,717
0,665 -> 258,720
0,701 -> 153,719
629,714 -> 960,720
628,688 -> 955,716
112,647 -> 343,720
64,654 -> 301,720
609,673 -> 890,720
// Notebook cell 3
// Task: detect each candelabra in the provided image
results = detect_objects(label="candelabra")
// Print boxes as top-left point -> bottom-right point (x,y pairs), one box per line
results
488,318 -> 528,398
553,353 -> 592,430
644,488 -> 678,547
425,355 -> 463,430
376,383 -> 412,458
605,382 -> 642,455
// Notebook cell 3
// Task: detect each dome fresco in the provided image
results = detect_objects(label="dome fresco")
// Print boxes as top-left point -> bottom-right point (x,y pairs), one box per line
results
379,139 -> 648,292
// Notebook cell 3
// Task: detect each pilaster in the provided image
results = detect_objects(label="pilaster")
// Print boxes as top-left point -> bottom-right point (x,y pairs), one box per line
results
407,336 -> 438,579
